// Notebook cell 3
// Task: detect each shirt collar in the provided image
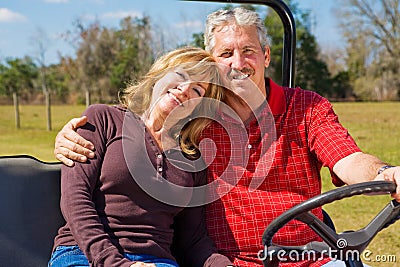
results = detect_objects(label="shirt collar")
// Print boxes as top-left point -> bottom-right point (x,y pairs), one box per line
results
267,78 -> 287,115
218,78 -> 287,123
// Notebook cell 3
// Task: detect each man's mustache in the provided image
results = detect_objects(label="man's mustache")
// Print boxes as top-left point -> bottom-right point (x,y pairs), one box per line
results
227,68 -> 255,80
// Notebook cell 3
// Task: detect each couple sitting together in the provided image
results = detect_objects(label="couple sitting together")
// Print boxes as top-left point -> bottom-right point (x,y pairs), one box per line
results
49,7 -> 400,267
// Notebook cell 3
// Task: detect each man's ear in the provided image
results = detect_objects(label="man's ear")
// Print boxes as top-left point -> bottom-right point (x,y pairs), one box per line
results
264,46 -> 271,68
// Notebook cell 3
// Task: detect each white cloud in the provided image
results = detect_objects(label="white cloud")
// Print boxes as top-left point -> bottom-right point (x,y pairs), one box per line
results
43,0 -> 69,3
101,10 -> 142,20
0,8 -> 27,23
174,20 -> 202,29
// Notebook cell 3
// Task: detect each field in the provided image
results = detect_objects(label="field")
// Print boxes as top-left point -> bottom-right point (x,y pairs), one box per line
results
0,103 -> 399,266
322,102 -> 400,266
0,105 -> 87,162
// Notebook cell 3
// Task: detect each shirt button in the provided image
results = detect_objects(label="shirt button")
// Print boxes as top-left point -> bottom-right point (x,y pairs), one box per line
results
248,144 -> 252,149
158,167 -> 163,172
157,154 -> 162,158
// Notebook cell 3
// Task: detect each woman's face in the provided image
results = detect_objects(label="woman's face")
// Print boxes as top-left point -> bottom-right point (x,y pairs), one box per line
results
150,68 -> 210,123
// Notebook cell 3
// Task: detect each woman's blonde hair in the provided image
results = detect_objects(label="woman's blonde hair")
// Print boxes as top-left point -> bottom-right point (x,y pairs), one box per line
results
119,46 -> 224,157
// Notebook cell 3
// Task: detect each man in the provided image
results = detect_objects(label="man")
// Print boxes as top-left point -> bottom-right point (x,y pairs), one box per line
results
54,7 -> 400,267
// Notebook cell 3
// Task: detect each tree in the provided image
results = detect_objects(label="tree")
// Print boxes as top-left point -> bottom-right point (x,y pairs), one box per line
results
264,2 -> 285,82
110,16 -> 153,95
43,63 -> 69,103
61,16 -> 154,105
30,27 -> 52,130
190,32 -> 204,49
76,21 -> 113,104
0,57 -> 38,128
331,71 -> 354,100
61,20 -> 115,105
337,0 -> 400,100
265,0 -> 333,97
295,28 -> 332,97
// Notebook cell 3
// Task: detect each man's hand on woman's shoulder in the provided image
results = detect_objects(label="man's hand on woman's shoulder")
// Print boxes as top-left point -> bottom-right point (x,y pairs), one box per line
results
54,116 -> 95,166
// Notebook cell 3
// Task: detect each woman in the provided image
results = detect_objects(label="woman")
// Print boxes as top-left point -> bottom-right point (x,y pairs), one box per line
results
48,47 -> 232,267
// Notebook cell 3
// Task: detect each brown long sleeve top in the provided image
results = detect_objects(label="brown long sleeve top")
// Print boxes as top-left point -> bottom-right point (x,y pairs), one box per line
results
52,104 -> 231,267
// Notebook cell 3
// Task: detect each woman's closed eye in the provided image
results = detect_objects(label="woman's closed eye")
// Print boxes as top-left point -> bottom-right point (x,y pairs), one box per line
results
193,87 -> 202,97
175,70 -> 188,81
193,83 -> 208,97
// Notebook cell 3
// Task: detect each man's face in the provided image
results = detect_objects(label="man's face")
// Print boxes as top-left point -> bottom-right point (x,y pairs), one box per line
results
211,24 -> 270,99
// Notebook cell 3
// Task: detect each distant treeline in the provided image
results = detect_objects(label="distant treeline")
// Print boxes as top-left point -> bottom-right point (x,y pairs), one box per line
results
1,0 -> 399,106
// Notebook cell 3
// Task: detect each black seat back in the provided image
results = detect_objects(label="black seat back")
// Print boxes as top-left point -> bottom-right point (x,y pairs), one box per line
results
0,155 -> 64,267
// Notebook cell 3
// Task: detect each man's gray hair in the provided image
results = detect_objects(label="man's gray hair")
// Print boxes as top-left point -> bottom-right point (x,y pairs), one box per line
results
204,7 -> 271,53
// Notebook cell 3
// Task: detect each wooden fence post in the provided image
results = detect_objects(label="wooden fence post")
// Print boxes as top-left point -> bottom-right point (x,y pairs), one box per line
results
13,91 -> 20,129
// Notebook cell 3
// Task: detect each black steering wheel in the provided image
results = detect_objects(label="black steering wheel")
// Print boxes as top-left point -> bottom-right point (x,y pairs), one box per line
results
260,181 -> 400,267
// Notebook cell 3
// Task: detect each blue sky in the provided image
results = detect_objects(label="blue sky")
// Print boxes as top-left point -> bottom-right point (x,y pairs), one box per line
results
0,0 -> 339,65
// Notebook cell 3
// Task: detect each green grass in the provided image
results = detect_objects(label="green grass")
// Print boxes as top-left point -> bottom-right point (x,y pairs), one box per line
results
0,103 -> 399,266
0,105 -> 86,162
322,102 -> 400,266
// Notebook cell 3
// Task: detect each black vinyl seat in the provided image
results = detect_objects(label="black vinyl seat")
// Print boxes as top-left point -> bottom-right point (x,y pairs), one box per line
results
0,155 -> 64,267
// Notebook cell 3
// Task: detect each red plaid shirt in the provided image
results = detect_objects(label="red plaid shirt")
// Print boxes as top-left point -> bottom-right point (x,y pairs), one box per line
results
200,79 -> 361,267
